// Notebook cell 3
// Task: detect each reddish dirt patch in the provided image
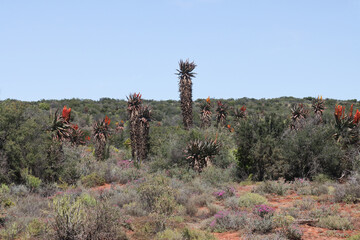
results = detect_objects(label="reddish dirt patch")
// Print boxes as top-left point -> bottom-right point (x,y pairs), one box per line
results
301,225 -> 353,240
235,184 -> 255,196
213,231 -> 241,240
267,192 -> 301,211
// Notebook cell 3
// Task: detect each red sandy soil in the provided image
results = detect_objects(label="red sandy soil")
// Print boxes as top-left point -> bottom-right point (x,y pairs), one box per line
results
213,232 -> 241,240
211,184 -> 360,240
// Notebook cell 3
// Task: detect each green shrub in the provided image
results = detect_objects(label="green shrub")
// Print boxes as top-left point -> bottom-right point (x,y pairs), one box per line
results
51,194 -> 127,240
182,228 -> 216,240
253,179 -> 290,196
317,215 -> 352,230
21,169 -> 42,192
250,216 -> 274,233
235,113 -> 287,180
348,234 -> 360,240
81,172 -> 105,188
209,210 -> 248,232
200,166 -> 232,187
238,193 -> 267,208
137,174 -> 177,216
273,214 -> 295,228
156,228 -> 183,240
0,222 -> 20,240
282,224 -> 303,240
282,123 -> 344,180
334,182 -> 360,203
313,173 -> 332,183
293,198 -> 315,211
26,219 -> 46,237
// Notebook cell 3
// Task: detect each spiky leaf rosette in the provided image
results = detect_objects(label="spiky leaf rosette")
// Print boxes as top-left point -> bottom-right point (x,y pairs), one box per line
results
334,104 -> 360,145
216,101 -> 228,127
234,105 -> 247,120
200,97 -> 212,128
290,103 -> 309,129
185,139 -> 220,172
177,59 -> 196,130
51,109 -> 71,141
68,124 -> 84,146
127,93 -> 142,117
312,96 -> 325,115
93,116 -> 111,143
291,103 -> 309,121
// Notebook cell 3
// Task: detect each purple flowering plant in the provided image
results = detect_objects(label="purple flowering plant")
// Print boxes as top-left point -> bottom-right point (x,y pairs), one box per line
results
253,204 -> 275,218
213,186 -> 236,200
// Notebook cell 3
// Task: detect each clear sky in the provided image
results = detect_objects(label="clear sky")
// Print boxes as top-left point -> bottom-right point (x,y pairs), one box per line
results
0,0 -> 359,101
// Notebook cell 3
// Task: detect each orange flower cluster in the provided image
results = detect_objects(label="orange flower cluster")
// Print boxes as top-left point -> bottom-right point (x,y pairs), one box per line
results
133,93 -> 142,100
104,115 -> 111,126
206,96 -> 211,103
240,105 -> 246,112
349,104 -> 354,118
334,105 -> 345,120
354,110 -> 360,125
335,104 -> 360,125
86,136 -> 91,141
62,106 -> 71,122
72,124 -> 79,130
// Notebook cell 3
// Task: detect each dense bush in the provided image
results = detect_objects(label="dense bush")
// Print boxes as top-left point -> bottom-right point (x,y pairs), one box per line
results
235,113 -> 288,180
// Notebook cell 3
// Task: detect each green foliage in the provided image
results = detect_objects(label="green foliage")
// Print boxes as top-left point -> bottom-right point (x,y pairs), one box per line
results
26,219 -> 46,238
81,172 -> 106,188
182,228 -> 216,240
21,168 -> 42,192
254,179 -> 290,196
238,193 -> 267,208
0,222 -> 20,240
235,113 -> 287,180
52,194 -> 127,240
282,121 -> 344,179
317,215 -> 353,230
137,175 -> 177,216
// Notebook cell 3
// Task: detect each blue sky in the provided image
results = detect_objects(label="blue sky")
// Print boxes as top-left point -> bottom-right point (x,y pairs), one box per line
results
0,0 -> 359,101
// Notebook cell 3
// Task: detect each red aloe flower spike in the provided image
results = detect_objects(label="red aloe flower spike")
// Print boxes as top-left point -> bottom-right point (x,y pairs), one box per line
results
62,106 -> 71,122
354,109 -> 360,124
349,104 -> 353,118
240,105 -> 246,111
206,96 -> 211,103
104,115 -> 111,125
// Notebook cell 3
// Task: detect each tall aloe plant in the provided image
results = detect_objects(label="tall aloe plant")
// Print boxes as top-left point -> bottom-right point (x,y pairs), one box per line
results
92,116 -> 111,161
127,93 -> 142,161
176,59 -> 196,130
200,97 -> 212,128
216,101 -> 228,127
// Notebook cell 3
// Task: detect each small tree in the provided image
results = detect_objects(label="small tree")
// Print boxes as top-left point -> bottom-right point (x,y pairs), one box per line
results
138,105 -> 151,162
93,116 -> 111,161
177,59 -> 196,130
127,93 -> 142,162
215,101 -> 228,127
127,93 -> 151,164
200,97 -> 212,128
